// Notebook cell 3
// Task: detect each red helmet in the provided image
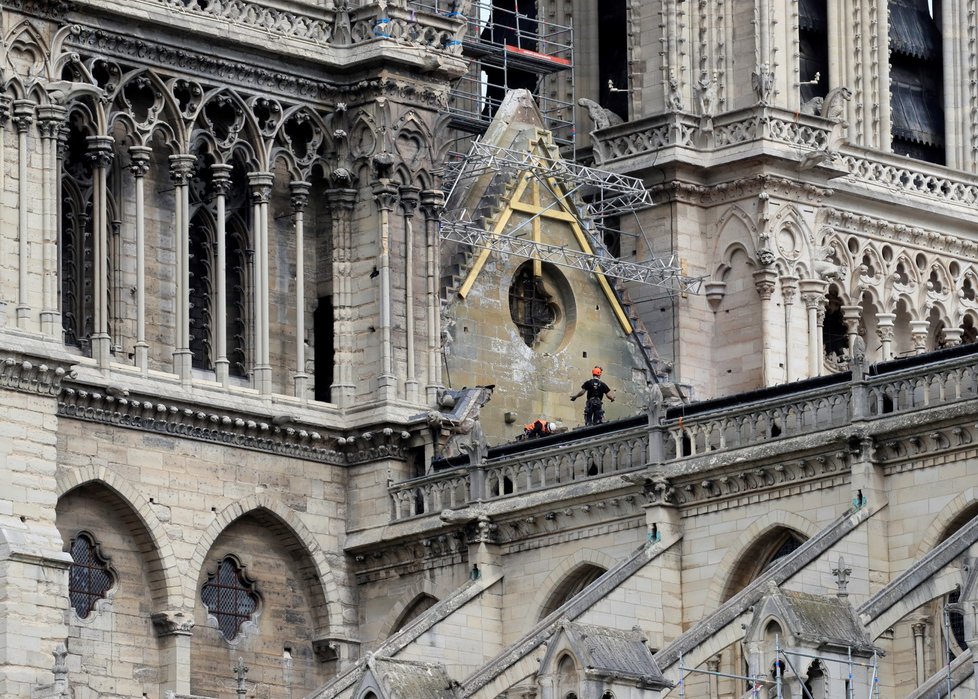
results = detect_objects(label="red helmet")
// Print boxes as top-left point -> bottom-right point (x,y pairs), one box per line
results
592,366 -> 602,377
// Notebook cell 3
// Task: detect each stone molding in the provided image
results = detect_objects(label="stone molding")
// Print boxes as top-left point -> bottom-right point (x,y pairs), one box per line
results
0,351 -> 75,396
57,385 -> 414,465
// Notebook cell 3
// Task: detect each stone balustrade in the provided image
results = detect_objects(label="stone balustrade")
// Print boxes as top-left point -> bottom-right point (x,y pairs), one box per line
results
120,0 -> 463,50
388,347 -> 978,521
590,106 -> 978,212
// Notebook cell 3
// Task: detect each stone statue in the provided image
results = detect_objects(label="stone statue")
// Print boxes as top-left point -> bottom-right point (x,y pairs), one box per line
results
751,63 -> 775,105
821,86 -> 852,123
578,98 -> 623,130
813,245 -> 847,281
697,73 -> 718,117
667,73 -> 684,111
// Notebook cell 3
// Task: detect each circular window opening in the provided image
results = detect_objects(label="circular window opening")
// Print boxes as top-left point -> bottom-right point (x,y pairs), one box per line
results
508,262 -> 575,351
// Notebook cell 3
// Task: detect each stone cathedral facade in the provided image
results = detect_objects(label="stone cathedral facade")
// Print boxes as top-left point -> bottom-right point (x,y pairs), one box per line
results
5,1 -> 978,698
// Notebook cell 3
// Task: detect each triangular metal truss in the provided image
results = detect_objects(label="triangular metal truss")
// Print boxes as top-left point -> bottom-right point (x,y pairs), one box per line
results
440,140 -> 704,294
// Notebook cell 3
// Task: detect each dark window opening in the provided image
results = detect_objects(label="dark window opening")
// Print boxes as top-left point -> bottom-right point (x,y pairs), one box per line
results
823,288 -> 848,362
61,120 -> 96,354
539,564 -> 606,620
189,220 -> 213,370
890,0 -> 945,164
798,0 -> 829,104
226,228 -> 250,378
509,264 -> 557,347
480,0 -> 539,119
314,295 -> 335,402
598,0 -> 629,119
200,556 -> 260,641
69,531 -> 115,618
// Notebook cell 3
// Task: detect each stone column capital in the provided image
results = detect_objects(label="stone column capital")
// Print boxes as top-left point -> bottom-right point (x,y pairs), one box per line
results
419,188 -> 445,221
35,104 -> 67,137
372,180 -> 399,211
753,268 -> 779,300
210,163 -> 233,193
12,99 -> 35,131
780,274 -> 799,302
86,135 -> 115,168
168,153 -> 196,184
290,180 -> 312,212
128,145 -> 153,178
248,171 -> 274,203
326,187 -> 358,212
398,184 -> 421,216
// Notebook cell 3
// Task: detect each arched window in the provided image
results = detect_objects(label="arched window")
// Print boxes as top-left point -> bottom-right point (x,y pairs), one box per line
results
61,117 -> 96,353
68,531 -> 116,618
722,528 -> 806,602
539,564 -> 606,620
200,555 -> 260,641
391,593 -> 439,634
189,214 -> 214,370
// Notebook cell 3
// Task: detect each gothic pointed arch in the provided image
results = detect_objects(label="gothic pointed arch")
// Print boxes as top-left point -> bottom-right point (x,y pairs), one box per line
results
390,593 -> 439,635
55,467 -> 181,611
187,494 -> 351,638
190,498 -> 342,696
706,510 -> 819,612
538,561 -> 609,621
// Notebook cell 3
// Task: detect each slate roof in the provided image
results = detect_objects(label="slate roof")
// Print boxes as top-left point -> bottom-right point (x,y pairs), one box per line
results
369,657 -> 460,699
753,587 -> 879,657
563,622 -> 669,687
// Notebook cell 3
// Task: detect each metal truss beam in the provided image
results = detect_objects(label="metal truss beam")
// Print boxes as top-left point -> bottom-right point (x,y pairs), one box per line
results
446,141 -> 654,212
440,220 -> 704,294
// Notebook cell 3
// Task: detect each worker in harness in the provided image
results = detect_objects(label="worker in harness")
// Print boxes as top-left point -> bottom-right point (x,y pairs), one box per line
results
570,366 -> 615,426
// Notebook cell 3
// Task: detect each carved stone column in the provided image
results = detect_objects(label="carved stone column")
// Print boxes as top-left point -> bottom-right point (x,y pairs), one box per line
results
706,655 -> 721,699
291,181 -> 311,399
753,268 -> 779,386
400,185 -> 420,404
169,154 -> 196,382
841,305 -> 863,361
780,275 -> 798,382
910,619 -> 927,687
36,105 -> 66,338
248,172 -> 274,395
211,164 -> 233,385
800,279 -> 828,377
88,136 -> 115,367
420,189 -> 444,403
373,179 -> 399,400
13,101 -> 35,330
876,312 -> 895,361
910,319 -> 930,355
328,188 -> 358,406
0,97 -> 8,328
152,610 -> 194,695
128,147 -> 152,372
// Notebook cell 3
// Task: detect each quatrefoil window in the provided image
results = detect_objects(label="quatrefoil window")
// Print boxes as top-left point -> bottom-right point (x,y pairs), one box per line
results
200,555 -> 261,641
68,531 -> 116,618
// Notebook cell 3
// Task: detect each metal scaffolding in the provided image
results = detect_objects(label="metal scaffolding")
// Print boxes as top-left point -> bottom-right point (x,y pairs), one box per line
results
410,0 -> 575,145
440,140 -> 704,295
